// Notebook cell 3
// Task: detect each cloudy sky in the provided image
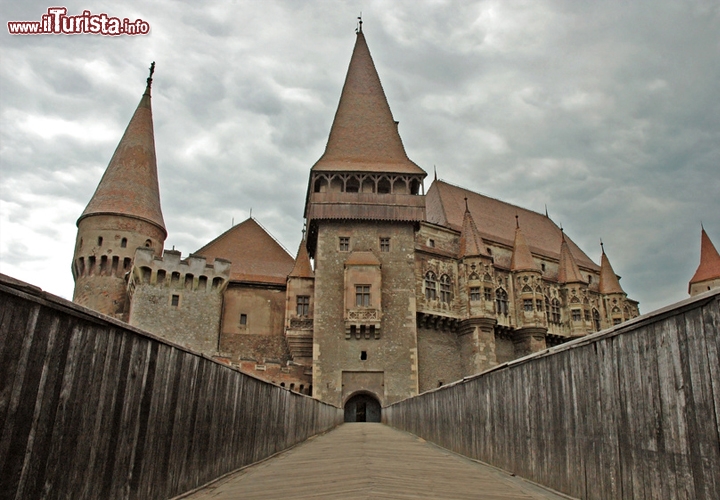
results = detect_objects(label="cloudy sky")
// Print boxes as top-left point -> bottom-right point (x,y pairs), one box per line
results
1,0 -> 718,313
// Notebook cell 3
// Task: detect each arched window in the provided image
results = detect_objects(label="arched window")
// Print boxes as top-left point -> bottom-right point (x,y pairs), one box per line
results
593,308 -> 601,331
496,288 -> 509,315
346,176 -> 360,193
424,271 -> 437,300
377,177 -> 391,194
314,176 -> 328,193
551,298 -> 561,324
439,274 -> 452,303
121,237 -> 127,248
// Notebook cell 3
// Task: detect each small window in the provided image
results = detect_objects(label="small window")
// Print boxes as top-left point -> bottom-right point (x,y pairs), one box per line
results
541,263 -> 546,272
439,275 -> 452,303
97,236 -> 103,246
380,237 -> 390,252
355,285 -> 370,307
339,237 -> 350,252
584,310 -> 591,321
360,351 -> 367,360
297,296 -> 310,316
572,309 -> 582,322
523,299 -> 534,312
470,287 -> 481,301
496,288 -> 509,315
486,248 -> 492,255
121,237 -> 127,248
536,299 -> 543,311
171,294 -> 179,307
613,317 -> 622,326
484,287 -> 492,301
588,275 -> 593,284
240,313 -> 248,326
428,239 -> 435,248
145,239 -> 152,248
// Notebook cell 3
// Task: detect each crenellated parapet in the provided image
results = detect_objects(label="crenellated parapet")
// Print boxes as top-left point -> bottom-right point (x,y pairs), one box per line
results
127,247 -> 230,353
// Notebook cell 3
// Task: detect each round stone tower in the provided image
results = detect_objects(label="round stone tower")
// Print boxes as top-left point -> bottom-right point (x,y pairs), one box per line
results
72,64 -> 167,319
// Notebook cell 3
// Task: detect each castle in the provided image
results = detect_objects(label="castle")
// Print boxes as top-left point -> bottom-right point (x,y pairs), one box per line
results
71,27 -> 718,418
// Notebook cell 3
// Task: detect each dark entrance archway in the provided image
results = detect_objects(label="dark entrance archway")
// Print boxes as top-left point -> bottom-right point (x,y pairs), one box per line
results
344,393 -> 381,422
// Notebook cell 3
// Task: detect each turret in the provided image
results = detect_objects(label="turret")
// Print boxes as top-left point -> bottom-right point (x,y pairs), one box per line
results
689,227 -> 720,296
557,230 -> 589,336
71,63 -> 166,319
510,217 -> 546,356
285,233 -> 315,364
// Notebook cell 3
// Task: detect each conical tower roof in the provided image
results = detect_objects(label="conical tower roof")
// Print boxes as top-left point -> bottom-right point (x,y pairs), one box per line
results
599,245 -> 624,294
78,69 -> 166,235
311,29 -> 425,175
289,237 -> 314,279
558,233 -> 585,284
510,218 -> 540,272
459,200 -> 489,258
689,228 -> 720,288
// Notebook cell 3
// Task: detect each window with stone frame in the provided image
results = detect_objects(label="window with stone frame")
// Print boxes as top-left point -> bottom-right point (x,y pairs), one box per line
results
571,309 -> 582,322
484,287 -> 492,301
523,299 -> 534,312
439,274 -> 452,303
584,309 -> 591,321
546,298 -> 561,324
296,296 -> 310,316
496,288 -> 509,315
536,299 -> 543,311
470,287 -> 481,301
355,285 -> 371,307
380,237 -> 390,252
593,309 -> 601,331
424,271 -> 437,300
240,313 -> 248,326
339,237 -> 350,252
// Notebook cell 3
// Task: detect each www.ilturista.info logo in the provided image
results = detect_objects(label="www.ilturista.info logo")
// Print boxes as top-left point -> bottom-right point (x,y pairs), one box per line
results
8,7 -> 150,35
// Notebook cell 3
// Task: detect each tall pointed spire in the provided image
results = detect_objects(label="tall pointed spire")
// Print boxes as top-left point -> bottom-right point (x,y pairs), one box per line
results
311,29 -> 424,175
510,218 -> 540,272
289,233 -> 314,279
78,63 -> 166,235
598,243 -> 624,294
459,198 -> 489,258
558,232 -> 585,283
689,228 -> 720,293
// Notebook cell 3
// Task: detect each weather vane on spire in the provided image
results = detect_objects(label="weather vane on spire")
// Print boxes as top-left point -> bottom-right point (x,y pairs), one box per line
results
356,12 -> 363,33
147,61 -> 155,88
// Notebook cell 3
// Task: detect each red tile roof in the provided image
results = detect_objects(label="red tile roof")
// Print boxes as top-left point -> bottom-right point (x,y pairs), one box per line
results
311,31 -> 425,176
78,83 -> 166,235
599,248 -> 624,294
558,235 -> 586,284
427,180 -> 599,272
194,218 -> 294,285
689,228 -> 720,288
289,239 -> 314,278
511,223 -> 540,272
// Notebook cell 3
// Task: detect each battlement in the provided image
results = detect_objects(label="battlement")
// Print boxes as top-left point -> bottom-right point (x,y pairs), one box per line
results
130,247 -> 231,292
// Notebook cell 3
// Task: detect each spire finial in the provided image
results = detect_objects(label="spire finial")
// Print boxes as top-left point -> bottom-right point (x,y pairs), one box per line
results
434,165 -> 437,181
146,61 -> 155,89
302,222 -> 307,241
545,204 -> 549,218
356,13 -> 363,33
600,238 -> 605,253
464,197 -> 469,212
515,214 -> 519,229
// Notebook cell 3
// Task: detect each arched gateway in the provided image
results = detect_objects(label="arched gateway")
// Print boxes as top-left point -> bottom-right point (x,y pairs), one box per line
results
344,393 -> 381,422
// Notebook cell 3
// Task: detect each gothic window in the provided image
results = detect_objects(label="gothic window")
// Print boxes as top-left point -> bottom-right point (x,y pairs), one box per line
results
424,271 -> 437,300
297,296 -> 310,316
536,299 -> 543,311
380,237 -> 390,252
593,309 -> 601,331
572,309 -> 582,322
339,237 -> 350,252
470,287 -> 481,301
355,285 -> 370,307
484,287 -> 492,301
547,298 -> 561,324
523,299 -> 534,312
440,275 -> 452,303
496,288 -> 509,315
584,309 -> 590,321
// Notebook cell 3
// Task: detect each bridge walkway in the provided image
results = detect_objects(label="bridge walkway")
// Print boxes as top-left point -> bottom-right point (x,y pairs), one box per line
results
181,423 -> 571,500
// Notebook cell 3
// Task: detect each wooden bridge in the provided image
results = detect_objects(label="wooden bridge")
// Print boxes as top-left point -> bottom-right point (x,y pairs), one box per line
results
1,274 -> 718,500
182,423 -> 566,500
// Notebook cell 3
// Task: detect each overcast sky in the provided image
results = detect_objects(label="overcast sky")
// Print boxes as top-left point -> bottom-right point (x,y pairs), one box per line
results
1,0 -> 718,313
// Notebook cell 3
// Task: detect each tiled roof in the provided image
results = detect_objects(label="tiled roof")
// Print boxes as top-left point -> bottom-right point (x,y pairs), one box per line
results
311,31 -> 425,176
458,206 -> 489,258
289,239 -> 314,278
78,83 -> 166,235
194,218 -> 294,285
427,181 -> 599,272
511,223 -> 540,272
599,248 -> 624,294
558,235 -> 586,284
689,228 -> 720,287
